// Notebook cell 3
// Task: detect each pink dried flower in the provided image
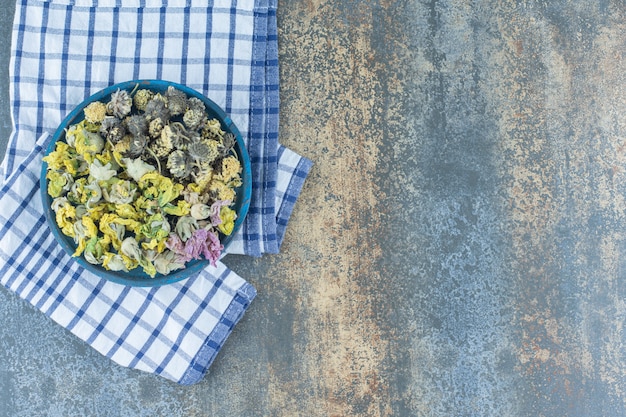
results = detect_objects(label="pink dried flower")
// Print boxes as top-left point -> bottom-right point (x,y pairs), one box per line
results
203,229 -> 223,266
166,228 -> 223,267
184,228 -> 207,260
166,233 -> 187,259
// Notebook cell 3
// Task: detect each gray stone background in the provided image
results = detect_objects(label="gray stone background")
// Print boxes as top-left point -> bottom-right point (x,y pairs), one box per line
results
2,0 -> 626,416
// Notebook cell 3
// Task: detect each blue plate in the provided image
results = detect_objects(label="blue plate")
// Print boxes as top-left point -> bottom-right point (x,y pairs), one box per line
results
40,80 -> 252,287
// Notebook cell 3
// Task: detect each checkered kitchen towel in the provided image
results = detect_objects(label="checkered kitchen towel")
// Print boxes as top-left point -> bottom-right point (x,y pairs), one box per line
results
0,0 -> 312,384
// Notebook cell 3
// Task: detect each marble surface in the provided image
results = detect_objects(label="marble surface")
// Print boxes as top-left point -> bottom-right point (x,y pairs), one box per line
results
1,0 -> 626,415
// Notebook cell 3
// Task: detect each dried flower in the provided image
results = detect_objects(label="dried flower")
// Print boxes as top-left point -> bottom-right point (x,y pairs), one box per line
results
102,253 -> 129,272
183,108 -> 206,131
51,196 -> 71,213
54,201 -> 77,238
112,135 -> 131,154
137,172 -> 184,207
187,97 -> 205,113
191,168 -> 213,194
167,150 -> 192,179
182,184 -> 210,205
148,118 -> 165,139
204,229 -> 223,266
217,206 -> 236,235
46,171 -> 74,198
68,178 -> 102,208
153,250 -> 186,275
84,101 -> 107,124
149,124 -> 177,158
165,86 -> 188,116
175,215 -> 198,241
99,213 -> 126,250
120,236 -> 142,261
72,125 -> 105,159
166,228 -> 222,267
126,134 -> 148,159
219,133 -> 236,156
209,180 -> 236,202
107,89 -> 133,118
102,178 -> 137,204
190,203 -> 211,220
133,89 -> 154,111
209,200 -> 232,226
84,236 -> 109,265
122,157 -> 156,182
202,118 -> 224,139
100,116 -> 126,144
188,139 -> 220,163
216,156 -> 242,182
89,159 -> 117,182
144,97 -> 170,123
126,114 -> 148,137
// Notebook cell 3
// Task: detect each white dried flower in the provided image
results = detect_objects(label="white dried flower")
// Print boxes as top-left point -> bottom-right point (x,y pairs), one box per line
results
89,159 -> 117,182
107,89 -> 133,118
121,237 -> 142,261
154,250 -> 186,275
122,157 -> 156,182
190,203 -> 211,220
175,215 -> 198,241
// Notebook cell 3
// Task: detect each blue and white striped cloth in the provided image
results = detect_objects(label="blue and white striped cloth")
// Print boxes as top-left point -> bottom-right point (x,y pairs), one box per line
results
0,0 -> 312,384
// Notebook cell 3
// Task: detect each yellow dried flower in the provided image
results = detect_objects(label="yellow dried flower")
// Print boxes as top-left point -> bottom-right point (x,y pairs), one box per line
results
209,180 -> 236,202
202,118 -> 224,139
133,89 -> 154,111
84,101 -> 107,124
216,155 -> 241,183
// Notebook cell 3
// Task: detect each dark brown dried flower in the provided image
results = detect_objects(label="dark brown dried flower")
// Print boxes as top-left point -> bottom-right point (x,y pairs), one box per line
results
165,86 -> 188,116
126,114 -> 149,137
150,130 -> 173,159
219,133 -> 236,156
144,98 -> 170,124
187,140 -> 207,161
188,139 -> 220,163
126,134 -> 148,158
100,116 -> 126,143
113,134 -> 131,154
